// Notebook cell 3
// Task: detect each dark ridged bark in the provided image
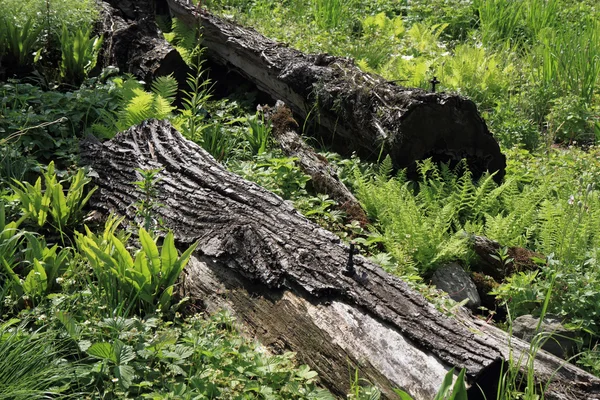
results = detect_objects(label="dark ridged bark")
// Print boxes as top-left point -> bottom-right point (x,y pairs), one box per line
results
166,0 -> 506,182
80,120 -> 600,399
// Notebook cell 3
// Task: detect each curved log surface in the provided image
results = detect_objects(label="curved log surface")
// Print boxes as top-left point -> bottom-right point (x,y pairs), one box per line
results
80,120 -> 600,399
165,0 -> 506,182
81,119 -> 504,398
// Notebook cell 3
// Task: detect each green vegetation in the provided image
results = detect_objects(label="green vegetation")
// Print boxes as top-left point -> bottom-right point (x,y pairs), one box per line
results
209,0 -> 600,149
3,0 -> 600,398
205,0 -> 600,379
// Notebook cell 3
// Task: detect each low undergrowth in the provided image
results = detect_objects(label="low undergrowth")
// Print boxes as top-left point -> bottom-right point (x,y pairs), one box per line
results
4,0 -> 600,397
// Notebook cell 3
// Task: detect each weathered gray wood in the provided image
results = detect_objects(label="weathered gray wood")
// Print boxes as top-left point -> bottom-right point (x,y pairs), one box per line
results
80,119 -> 600,399
165,0 -> 506,183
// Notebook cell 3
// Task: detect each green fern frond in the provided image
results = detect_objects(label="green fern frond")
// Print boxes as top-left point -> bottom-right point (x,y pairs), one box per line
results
114,74 -> 144,104
151,74 -> 178,103
152,95 -> 176,120
377,155 -> 393,181
172,17 -> 199,49
121,89 -> 154,129
91,123 -> 117,139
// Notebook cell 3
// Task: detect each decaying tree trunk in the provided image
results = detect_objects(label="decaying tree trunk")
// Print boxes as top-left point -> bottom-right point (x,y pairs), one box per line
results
95,0 -> 189,87
263,101 -> 368,224
165,0 -> 506,182
81,120 -> 600,400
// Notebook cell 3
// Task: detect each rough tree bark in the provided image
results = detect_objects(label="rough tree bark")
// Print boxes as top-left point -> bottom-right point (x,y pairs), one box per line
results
95,0 -> 189,87
165,0 -> 506,182
81,120 -> 600,400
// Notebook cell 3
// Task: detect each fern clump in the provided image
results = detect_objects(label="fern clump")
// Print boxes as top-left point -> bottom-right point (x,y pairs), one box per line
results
92,74 -> 179,137
353,152 -> 600,274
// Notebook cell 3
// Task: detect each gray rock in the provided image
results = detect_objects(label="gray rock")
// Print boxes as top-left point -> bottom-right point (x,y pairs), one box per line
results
512,314 -> 578,358
431,262 -> 481,311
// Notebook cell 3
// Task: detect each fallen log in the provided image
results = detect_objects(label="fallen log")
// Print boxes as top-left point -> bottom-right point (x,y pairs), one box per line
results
262,101 -> 368,224
165,0 -> 506,182
95,0 -> 189,87
81,119 -> 600,400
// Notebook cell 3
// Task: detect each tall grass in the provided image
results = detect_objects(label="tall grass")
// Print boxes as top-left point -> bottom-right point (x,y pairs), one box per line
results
312,0 -> 348,30
0,321 -> 76,399
530,21 -> 600,103
475,0 -> 525,47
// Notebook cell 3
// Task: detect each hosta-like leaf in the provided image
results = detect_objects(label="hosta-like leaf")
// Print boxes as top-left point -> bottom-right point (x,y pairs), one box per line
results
160,232 -> 177,277
109,233 -> 134,273
139,228 -> 160,276
23,259 -> 48,296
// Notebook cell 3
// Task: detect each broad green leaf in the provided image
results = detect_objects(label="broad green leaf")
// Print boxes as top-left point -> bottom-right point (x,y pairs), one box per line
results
110,233 -> 134,271
113,340 -> 135,364
163,240 -> 199,288
1,257 -> 23,293
160,231 -> 177,276
296,365 -> 318,381
157,285 -> 173,311
448,368 -> 468,400
38,185 -> 51,227
392,389 -> 415,400
51,182 -> 68,227
88,245 -> 119,273
433,368 -> 455,400
23,259 -> 48,296
114,364 -> 135,389
133,249 -> 152,283
0,318 -> 21,331
56,311 -> 81,340
139,228 -> 160,276
88,342 -> 116,362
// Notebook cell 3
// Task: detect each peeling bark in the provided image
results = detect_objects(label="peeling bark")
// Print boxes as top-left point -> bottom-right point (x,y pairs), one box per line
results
80,120 -> 600,400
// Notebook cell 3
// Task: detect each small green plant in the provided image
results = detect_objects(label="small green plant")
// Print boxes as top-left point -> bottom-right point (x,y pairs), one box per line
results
490,246 -> 515,276
2,232 -> 72,307
245,112 -> 272,155
179,57 -> 214,142
132,167 -> 164,233
59,25 -> 103,85
0,16 -> 43,69
230,154 -> 311,200
10,161 -> 96,238
76,217 -> 199,316
395,368 -> 468,400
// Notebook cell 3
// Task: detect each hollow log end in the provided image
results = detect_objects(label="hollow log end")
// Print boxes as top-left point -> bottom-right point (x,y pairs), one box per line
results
393,94 -> 506,183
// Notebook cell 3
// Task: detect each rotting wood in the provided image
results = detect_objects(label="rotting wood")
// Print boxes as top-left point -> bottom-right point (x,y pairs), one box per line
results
80,119 -> 600,400
164,0 -> 506,183
262,101 -> 368,224
95,0 -> 189,87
